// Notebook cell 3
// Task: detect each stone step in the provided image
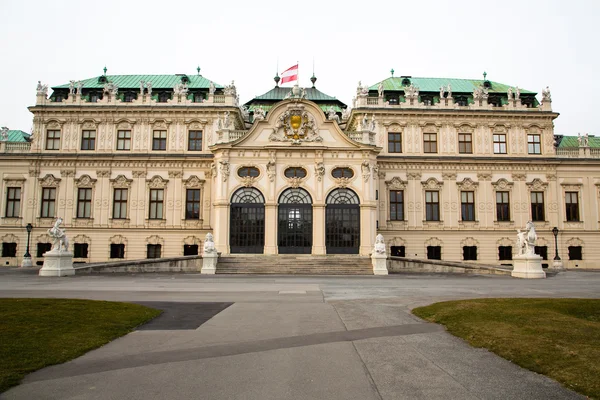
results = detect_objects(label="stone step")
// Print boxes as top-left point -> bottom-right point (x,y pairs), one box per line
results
216,255 -> 373,275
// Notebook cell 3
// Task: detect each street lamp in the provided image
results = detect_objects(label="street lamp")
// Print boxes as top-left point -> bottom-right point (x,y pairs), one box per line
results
21,223 -> 33,268
552,226 -> 563,270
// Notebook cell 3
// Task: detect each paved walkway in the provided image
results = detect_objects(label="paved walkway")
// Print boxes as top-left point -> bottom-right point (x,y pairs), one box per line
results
1,271 -> 598,399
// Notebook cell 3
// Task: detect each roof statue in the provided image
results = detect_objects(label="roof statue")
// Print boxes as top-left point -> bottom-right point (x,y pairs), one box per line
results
327,106 -> 340,123
542,86 -> 551,102
69,80 -> 76,95
578,133 -> 582,147
140,80 -> 145,95
403,84 -> 419,101
253,106 -> 265,121
36,81 -> 48,96
0,127 -> 8,141
507,87 -> 513,100
584,133 -> 589,147
209,81 -> 216,95
378,82 -> 384,97
103,82 -> 118,96
473,85 -> 489,102
446,84 -> 452,98
147,81 -> 152,96
223,81 -> 237,96
77,81 -> 82,95
173,82 -> 189,97
515,86 -> 521,100
341,107 -> 351,121
439,86 -> 445,99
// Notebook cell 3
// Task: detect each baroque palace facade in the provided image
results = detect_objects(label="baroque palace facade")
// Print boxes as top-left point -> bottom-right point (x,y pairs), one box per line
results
1,70 -> 599,269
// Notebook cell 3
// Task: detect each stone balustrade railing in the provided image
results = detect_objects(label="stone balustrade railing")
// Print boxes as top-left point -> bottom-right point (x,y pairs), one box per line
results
556,147 -> 600,158
35,92 -> 237,107
0,142 -> 31,153
229,130 -> 247,141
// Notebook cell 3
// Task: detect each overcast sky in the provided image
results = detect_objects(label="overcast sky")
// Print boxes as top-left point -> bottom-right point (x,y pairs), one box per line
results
1,0 -> 598,136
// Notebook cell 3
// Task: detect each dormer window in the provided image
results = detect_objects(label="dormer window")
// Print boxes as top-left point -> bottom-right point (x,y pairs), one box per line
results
123,92 -> 136,103
455,96 -> 468,106
89,92 -> 101,103
421,95 -> 434,105
401,78 -> 411,86
158,92 -> 171,103
193,92 -> 204,103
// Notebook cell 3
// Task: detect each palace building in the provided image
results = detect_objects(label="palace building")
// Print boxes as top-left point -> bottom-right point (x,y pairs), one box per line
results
0,68 -> 599,270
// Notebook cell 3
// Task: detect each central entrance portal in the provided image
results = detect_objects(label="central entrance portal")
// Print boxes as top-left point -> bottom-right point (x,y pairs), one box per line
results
326,188 -> 360,254
278,188 -> 312,254
230,187 -> 265,254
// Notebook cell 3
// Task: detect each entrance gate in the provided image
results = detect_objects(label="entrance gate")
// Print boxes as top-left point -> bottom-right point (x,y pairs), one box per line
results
230,188 -> 265,254
278,188 -> 312,254
325,188 -> 360,254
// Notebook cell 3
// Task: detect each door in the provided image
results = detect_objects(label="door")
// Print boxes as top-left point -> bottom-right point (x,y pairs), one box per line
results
278,188 -> 312,254
230,188 -> 265,254
325,189 -> 360,254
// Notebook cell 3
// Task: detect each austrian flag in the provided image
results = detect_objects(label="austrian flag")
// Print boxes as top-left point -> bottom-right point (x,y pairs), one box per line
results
280,64 -> 298,84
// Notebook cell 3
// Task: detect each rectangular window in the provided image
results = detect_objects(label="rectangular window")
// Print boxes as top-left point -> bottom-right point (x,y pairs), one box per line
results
458,133 -> 472,154
461,191 -> 475,221
74,243 -> 89,258
188,131 -> 203,151
499,246 -> 513,261
77,188 -> 92,218
568,246 -> 582,260
496,191 -> 510,221
388,132 -> 402,153
46,130 -> 61,150
152,130 -> 167,151
110,243 -> 125,259
40,188 -> 56,218
183,244 -> 199,256
531,191 -> 545,221
81,130 -> 96,150
116,130 -> 131,151
37,242 -> 52,258
186,189 -> 201,219
565,192 -> 580,222
147,244 -> 161,259
534,246 -> 548,260
5,187 -> 21,218
463,246 -> 477,261
2,242 -> 17,257
528,134 -> 541,154
389,190 -> 404,221
493,134 -> 507,154
149,189 -> 164,219
425,191 -> 440,221
423,133 -> 437,153
112,188 -> 128,219
427,246 -> 441,260
390,246 -> 405,257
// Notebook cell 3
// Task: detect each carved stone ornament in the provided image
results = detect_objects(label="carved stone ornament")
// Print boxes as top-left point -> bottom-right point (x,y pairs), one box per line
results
314,162 -> 325,182
456,178 -> 478,190
442,172 -> 457,181
75,174 -> 97,188
361,161 -> 371,182
511,173 -> 527,182
287,177 -> 304,188
407,172 -> 422,180
526,178 -> 548,191
183,175 -> 204,188
491,178 -> 514,191
267,159 -> 276,182
219,160 -> 230,182
334,177 -> 352,188
38,174 -> 61,187
385,177 -> 407,190
269,104 -> 322,145
146,175 -> 169,189
110,174 -> 133,188
421,177 -> 443,190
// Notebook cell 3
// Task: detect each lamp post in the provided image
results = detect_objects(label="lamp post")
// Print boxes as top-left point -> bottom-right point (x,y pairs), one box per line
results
552,226 -> 563,270
21,223 -> 33,268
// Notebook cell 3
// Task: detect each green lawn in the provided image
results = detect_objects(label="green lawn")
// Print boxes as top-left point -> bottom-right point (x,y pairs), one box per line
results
0,298 -> 161,393
413,298 -> 600,399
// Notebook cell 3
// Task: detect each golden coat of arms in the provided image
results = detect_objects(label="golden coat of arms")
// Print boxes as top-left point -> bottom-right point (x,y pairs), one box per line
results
270,104 -> 323,145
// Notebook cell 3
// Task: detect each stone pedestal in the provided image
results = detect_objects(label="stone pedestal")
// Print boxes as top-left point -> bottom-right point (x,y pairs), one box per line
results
21,256 -> 33,268
512,254 -> 546,279
201,252 -> 218,274
371,253 -> 389,275
39,251 -> 75,277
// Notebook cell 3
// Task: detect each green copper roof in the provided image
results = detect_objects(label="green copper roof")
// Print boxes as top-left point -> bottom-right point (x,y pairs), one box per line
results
4,130 -> 30,142
248,104 -> 344,113
369,77 -> 536,94
558,135 -> 600,148
248,87 -> 340,102
53,75 -> 222,90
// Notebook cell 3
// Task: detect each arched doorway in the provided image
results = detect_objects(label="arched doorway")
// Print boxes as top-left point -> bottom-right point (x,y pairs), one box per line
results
326,188 -> 360,254
278,188 -> 312,254
230,187 -> 265,254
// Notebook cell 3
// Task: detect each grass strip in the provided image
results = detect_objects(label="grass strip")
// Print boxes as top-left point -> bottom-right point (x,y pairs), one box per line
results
0,298 -> 161,393
413,298 -> 600,399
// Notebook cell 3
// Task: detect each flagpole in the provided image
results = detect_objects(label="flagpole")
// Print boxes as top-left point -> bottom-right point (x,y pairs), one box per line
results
297,60 -> 299,87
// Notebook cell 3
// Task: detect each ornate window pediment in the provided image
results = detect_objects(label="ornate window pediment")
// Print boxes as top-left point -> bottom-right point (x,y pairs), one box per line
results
491,178 -> 514,191
146,175 -> 169,189
456,177 -> 478,191
460,237 -> 479,247
421,177 -> 443,190
110,174 -> 133,188
75,174 -> 97,188
385,177 -> 407,190
526,178 -> 548,191
38,174 -> 61,187
183,175 -> 204,188
146,235 -> 164,245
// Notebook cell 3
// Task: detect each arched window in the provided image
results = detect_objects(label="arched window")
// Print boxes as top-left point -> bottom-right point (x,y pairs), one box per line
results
326,188 -> 360,204
279,188 -> 312,204
231,187 -> 264,204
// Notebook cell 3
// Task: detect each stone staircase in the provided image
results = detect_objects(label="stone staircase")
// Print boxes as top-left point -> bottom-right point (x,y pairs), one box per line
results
216,254 -> 373,275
